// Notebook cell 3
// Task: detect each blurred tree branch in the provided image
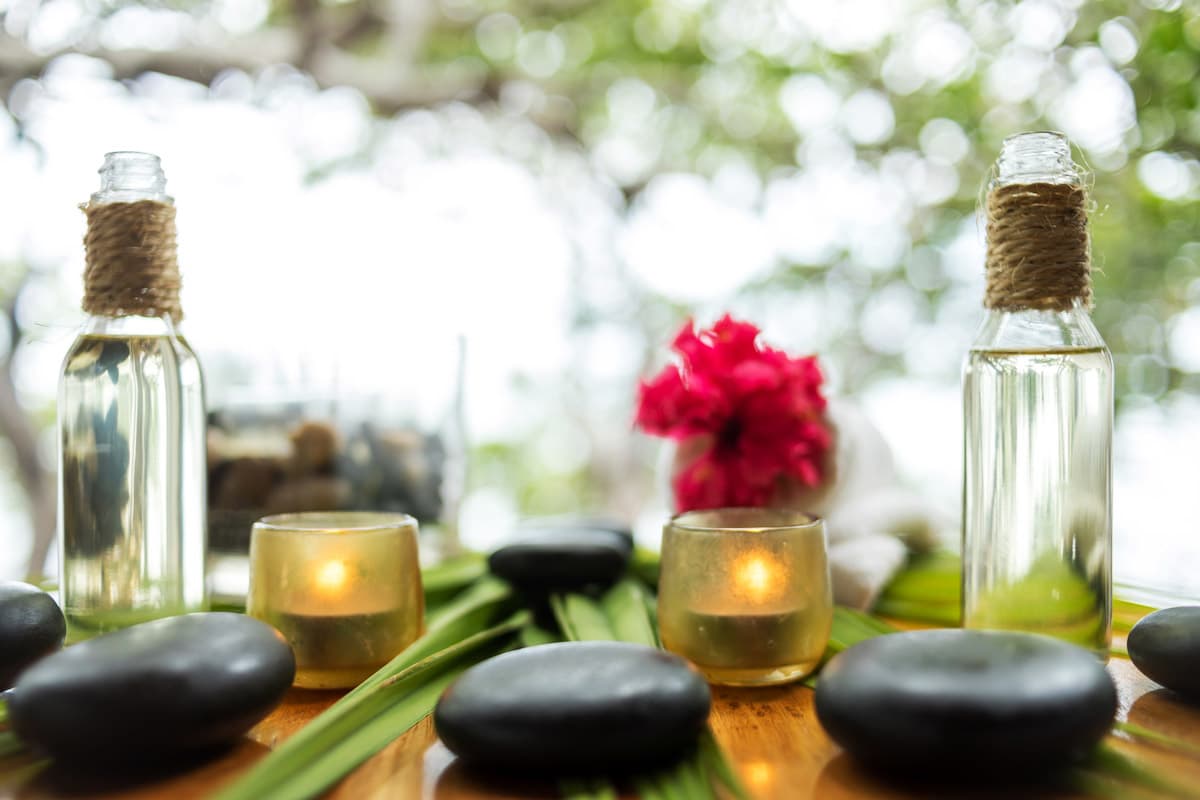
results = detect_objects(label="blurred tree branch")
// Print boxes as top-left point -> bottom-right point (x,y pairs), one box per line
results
0,0 -> 484,115
0,32 -> 295,92
0,291 -> 55,580
0,36 -> 486,113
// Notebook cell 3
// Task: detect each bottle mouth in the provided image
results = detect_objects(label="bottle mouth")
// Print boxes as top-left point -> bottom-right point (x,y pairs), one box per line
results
995,131 -> 1079,186
93,151 -> 170,204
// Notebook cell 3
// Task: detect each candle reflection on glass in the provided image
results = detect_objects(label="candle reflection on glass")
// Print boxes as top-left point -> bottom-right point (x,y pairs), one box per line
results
247,512 -> 424,689
658,508 -> 832,686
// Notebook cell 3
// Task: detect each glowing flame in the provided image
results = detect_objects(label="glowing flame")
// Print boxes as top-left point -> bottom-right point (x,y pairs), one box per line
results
744,761 -> 774,790
315,559 -> 348,595
734,553 -> 778,603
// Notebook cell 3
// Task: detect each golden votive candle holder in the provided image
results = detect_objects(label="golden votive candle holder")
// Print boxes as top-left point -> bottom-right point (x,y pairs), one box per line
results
658,508 -> 833,686
247,511 -> 424,689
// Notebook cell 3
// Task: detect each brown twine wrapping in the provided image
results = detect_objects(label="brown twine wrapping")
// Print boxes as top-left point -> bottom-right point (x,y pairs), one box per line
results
82,200 -> 182,323
984,182 -> 1090,312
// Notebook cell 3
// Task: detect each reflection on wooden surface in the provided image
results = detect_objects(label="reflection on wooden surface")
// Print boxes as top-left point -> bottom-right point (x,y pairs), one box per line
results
433,753 -> 562,800
1130,688 -> 1200,751
9,739 -> 269,800
3,648 -> 1200,800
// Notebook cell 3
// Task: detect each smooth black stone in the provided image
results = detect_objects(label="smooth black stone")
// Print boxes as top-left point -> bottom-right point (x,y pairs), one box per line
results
8,613 -> 294,763
488,527 -> 632,590
815,629 -> 1116,775
435,642 -> 710,773
1128,606 -> 1200,699
0,582 -> 65,689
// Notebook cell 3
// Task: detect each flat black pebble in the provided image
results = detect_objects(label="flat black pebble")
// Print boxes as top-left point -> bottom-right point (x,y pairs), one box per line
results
0,582 -> 65,689
1128,606 -> 1200,699
435,642 -> 710,773
488,527 -> 632,591
8,613 -> 294,764
815,629 -> 1115,775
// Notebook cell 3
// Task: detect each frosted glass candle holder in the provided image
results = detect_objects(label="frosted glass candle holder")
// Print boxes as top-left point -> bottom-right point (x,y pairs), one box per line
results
658,508 -> 833,686
247,512 -> 424,689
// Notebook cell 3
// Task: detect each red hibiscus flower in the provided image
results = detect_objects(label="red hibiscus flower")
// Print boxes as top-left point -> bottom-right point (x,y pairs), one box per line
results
635,315 -> 831,512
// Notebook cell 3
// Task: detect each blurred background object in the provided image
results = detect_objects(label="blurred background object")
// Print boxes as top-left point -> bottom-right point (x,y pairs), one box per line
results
0,0 -> 1196,598
205,343 -> 465,531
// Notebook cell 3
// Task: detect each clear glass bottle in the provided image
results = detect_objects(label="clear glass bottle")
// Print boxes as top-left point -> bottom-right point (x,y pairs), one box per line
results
962,132 -> 1113,657
58,152 -> 208,639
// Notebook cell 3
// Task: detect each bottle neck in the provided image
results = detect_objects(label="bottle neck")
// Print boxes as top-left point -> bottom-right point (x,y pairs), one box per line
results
972,302 -> 1106,352
80,314 -> 180,338
82,152 -> 183,324
92,152 -> 172,205
993,131 -> 1078,187
985,132 -> 1090,313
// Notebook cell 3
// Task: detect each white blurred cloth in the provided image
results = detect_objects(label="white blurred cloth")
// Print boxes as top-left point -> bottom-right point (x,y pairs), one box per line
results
773,401 -> 948,609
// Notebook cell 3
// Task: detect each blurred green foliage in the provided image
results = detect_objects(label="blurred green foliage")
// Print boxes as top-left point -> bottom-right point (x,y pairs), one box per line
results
4,0 -> 1196,404
412,0 -> 1200,404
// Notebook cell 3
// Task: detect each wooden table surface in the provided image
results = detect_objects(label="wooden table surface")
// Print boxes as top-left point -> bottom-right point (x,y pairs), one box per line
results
4,630 -> 1200,800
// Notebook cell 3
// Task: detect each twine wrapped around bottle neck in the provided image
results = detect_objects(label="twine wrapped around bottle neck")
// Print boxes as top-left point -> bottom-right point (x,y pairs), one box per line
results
984,181 -> 1091,312
82,200 -> 183,324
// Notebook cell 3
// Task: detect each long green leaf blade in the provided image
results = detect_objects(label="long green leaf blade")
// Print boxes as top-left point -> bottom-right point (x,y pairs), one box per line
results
520,623 -> 561,648
559,778 -> 619,800
1114,721 -> 1200,759
675,753 -> 716,800
0,755 -> 50,790
553,594 -> 616,641
419,576 -> 514,647
804,607 -> 898,688
266,662 -> 503,800
214,595 -> 523,800
1064,768 -> 1170,800
421,553 -> 487,594
698,729 -> 751,800
601,579 -> 659,648
550,593 -> 579,642
1083,743 -> 1195,798
0,732 -> 26,759
633,777 -> 665,800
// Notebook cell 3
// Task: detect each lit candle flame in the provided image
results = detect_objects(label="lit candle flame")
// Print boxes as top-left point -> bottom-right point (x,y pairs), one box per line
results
744,761 -> 775,791
734,553 -> 778,603
315,559 -> 348,596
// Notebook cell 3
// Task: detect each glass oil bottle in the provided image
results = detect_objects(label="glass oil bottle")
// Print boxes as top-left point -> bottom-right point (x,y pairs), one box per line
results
962,132 -> 1112,657
58,152 -> 208,639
